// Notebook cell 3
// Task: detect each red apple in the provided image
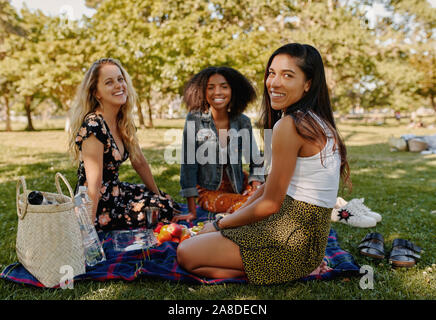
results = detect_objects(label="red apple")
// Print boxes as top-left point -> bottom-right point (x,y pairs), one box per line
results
166,223 -> 182,238
157,230 -> 172,243
154,222 -> 164,233
160,224 -> 170,233
171,237 -> 180,243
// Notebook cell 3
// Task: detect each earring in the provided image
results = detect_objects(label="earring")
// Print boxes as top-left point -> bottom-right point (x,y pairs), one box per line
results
227,106 -> 231,112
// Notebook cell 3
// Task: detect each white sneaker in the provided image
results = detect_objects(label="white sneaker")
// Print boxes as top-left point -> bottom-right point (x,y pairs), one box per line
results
334,197 -> 348,209
355,198 -> 382,223
331,199 -> 377,228
333,197 -> 382,222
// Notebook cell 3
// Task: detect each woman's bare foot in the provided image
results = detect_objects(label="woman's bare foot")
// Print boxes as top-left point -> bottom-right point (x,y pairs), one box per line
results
308,260 -> 332,276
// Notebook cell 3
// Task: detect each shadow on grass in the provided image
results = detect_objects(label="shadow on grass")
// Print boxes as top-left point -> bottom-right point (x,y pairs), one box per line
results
1,140 -> 435,299
0,127 -> 66,133
141,125 -> 185,130
338,119 -> 436,128
340,142 -> 435,270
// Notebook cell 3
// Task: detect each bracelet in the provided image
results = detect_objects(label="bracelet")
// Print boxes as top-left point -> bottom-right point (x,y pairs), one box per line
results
213,216 -> 224,231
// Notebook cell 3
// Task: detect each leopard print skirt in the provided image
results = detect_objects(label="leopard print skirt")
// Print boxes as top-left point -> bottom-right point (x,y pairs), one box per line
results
221,195 -> 331,285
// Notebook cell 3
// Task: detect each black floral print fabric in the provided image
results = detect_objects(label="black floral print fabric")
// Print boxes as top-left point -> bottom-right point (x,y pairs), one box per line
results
75,112 -> 179,231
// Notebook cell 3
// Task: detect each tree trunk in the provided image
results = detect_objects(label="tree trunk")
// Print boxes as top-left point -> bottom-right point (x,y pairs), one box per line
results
145,97 -> 154,128
4,96 -> 12,131
136,101 -> 145,128
24,96 -> 34,131
431,92 -> 435,113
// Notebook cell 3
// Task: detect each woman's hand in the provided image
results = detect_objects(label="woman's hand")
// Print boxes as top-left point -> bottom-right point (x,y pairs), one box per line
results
164,193 -> 174,201
251,181 -> 262,189
162,193 -> 182,215
171,212 -> 196,223
243,180 -> 262,196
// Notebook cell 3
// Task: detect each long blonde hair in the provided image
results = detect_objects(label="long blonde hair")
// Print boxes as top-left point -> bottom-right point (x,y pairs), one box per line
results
68,58 -> 140,163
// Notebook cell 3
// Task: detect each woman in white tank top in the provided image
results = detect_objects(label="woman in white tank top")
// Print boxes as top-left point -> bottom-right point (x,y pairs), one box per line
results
177,43 -> 351,285
286,111 -> 341,208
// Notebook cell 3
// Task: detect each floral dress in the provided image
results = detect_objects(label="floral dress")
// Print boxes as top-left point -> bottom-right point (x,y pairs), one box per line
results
75,112 -> 179,231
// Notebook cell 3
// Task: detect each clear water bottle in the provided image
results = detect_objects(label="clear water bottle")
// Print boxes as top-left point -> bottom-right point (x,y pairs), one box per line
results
74,186 -> 106,267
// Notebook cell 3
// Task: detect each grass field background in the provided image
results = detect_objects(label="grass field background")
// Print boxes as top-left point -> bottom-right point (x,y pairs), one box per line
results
0,117 -> 435,300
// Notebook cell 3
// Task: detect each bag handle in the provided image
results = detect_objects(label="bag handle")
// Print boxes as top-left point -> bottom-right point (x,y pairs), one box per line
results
16,173 -> 74,220
55,172 -> 75,200
16,176 -> 28,220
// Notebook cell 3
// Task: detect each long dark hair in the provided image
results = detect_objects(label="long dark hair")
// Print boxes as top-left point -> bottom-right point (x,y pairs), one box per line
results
183,66 -> 256,118
260,43 -> 351,190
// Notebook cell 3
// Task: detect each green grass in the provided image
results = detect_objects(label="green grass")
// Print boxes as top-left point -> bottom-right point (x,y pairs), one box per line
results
0,117 -> 435,300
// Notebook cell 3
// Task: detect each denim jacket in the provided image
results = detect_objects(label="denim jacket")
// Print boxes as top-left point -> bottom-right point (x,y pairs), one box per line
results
180,111 -> 265,198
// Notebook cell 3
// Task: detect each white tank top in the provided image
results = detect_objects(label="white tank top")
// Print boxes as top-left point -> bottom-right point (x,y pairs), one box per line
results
286,114 -> 341,208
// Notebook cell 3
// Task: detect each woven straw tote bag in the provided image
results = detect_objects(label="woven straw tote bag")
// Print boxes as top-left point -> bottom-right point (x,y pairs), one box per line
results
408,139 -> 428,152
15,172 -> 86,287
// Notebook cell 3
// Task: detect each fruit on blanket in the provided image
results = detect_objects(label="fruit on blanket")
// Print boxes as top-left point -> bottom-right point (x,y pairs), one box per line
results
180,233 -> 191,243
160,224 -> 170,233
154,223 -> 191,244
188,221 -> 206,235
171,237 -> 180,243
167,223 -> 182,238
153,222 -> 164,233
191,226 -> 202,233
181,227 -> 190,237
157,230 -> 172,243
179,228 -> 191,243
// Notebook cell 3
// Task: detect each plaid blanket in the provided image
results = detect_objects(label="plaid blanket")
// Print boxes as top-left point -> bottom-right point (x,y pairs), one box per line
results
1,204 -> 360,288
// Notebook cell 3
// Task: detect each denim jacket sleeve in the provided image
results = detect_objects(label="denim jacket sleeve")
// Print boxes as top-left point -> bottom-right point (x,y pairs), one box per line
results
180,112 -> 199,198
242,115 -> 265,184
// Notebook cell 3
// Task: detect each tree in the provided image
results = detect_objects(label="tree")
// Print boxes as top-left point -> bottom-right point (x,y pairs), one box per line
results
389,0 -> 436,111
0,0 -> 27,130
0,0 -> 26,39
87,0 -> 287,127
37,16 -> 91,113
0,7 -> 69,130
2,0 -> 433,127
1,3 -> 93,130
359,0 -> 435,112
85,0 -> 105,9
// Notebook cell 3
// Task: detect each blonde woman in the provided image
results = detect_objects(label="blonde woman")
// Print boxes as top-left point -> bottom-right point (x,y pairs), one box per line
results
68,58 -> 180,231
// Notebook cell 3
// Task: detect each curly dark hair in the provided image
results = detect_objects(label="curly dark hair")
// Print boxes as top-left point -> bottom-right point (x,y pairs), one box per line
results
183,66 -> 257,118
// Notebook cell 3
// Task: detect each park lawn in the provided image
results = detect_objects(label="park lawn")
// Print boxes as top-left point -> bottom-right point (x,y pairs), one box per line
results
0,118 -> 435,300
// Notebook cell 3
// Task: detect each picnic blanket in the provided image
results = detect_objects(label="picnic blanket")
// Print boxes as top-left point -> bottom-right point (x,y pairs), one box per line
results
1,204 -> 360,288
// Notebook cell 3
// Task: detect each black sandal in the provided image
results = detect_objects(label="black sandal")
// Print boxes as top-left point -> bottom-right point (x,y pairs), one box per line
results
389,239 -> 422,268
358,232 -> 385,259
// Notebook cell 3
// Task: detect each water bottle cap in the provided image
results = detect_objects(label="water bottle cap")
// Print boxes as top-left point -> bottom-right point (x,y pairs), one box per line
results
28,191 -> 44,205
78,186 -> 87,193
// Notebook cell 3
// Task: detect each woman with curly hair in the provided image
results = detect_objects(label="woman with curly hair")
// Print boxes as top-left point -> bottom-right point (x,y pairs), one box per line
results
175,66 -> 265,222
